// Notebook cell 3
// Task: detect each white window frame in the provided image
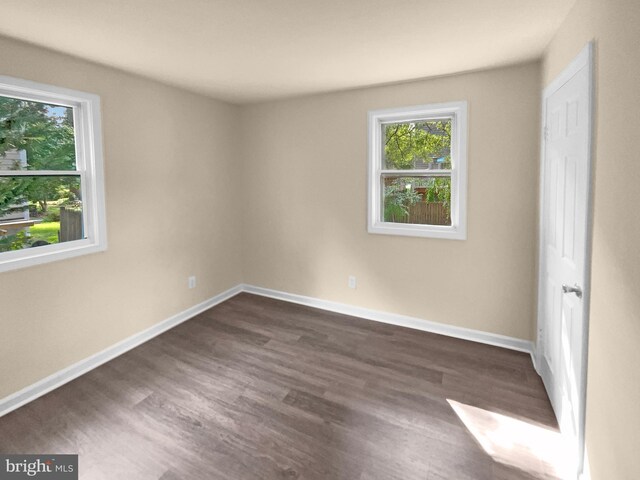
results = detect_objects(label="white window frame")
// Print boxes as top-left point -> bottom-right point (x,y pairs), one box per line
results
368,101 -> 468,240
0,75 -> 107,273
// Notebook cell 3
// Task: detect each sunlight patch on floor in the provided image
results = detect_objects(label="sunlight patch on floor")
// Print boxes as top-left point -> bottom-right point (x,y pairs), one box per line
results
448,399 -> 572,479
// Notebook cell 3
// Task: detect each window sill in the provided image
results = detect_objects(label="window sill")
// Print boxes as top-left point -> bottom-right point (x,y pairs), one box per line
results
368,221 -> 466,240
0,240 -> 107,273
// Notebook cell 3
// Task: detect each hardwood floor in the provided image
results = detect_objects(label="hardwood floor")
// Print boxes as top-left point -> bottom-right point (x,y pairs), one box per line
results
0,293 -> 560,479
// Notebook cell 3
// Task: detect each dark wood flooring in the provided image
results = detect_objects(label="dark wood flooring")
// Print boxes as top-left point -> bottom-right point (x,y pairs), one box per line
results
0,293 -> 560,479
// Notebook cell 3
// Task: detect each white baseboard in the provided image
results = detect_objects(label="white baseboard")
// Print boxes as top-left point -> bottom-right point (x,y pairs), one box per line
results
242,284 -> 536,359
0,284 -> 243,418
1,282 -> 538,418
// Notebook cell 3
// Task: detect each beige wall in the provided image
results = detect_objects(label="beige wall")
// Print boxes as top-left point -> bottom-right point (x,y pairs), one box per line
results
544,1 -> 640,478
240,62 -> 541,341
3,7 -> 637,476
0,36 -> 243,399
2,6 -> 637,477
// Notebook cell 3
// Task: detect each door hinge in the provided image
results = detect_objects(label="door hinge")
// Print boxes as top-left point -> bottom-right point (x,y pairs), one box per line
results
543,125 -> 549,141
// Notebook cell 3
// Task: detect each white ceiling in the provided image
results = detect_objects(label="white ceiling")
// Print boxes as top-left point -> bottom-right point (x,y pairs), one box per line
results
0,0 -> 575,104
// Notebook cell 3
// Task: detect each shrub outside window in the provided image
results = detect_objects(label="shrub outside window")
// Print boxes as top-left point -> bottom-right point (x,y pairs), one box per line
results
0,76 -> 106,272
368,101 -> 467,239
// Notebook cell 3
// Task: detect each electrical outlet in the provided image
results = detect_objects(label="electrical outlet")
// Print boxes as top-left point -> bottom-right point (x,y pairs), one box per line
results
348,275 -> 357,289
188,276 -> 197,289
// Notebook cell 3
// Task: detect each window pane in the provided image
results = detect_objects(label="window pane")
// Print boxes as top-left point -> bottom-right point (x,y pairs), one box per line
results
0,175 -> 83,253
382,176 -> 451,226
0,96 -> 76,171
383,119 -> 451,170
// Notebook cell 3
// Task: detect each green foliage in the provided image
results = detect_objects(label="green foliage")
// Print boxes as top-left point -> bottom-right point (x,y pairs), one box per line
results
382,119 -> 453,223
383,177 -> 452,223
424,177 -> 451,207
0,222 -> 60,253
0,97 -> 75,167
383,180 -> 422,221
384,120 -> 451,169
43,206 -> 61,223
0,177 -> 30,216
9,231 -> 28,250
0,97 -> 77,216
0,231 -> 29,252
29,221 -> 60,244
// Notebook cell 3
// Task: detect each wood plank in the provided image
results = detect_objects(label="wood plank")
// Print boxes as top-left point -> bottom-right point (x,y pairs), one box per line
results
0,292 -> 559,479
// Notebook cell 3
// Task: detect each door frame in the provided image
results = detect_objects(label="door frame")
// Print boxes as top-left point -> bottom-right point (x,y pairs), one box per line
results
536,41 -> 595,479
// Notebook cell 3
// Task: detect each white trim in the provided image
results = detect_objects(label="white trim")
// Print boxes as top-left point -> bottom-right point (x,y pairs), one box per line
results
379,169 -> 452,177
0,283 -> 539,419
0,75 -> 107,273
0,170 -> 81,176
0,240 -> 106,273
537,41 -> 594,480
367,101 -> 468,240
579,40 -> 595,480
243,284 -> 535,357
0,285 -> 243,418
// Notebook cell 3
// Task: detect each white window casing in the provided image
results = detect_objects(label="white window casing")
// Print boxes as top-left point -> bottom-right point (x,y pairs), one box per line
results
367,101 -> 468,240
0,75 -> 107,272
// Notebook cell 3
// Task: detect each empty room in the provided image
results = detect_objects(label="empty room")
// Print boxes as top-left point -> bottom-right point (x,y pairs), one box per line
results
0,0 -> 638,479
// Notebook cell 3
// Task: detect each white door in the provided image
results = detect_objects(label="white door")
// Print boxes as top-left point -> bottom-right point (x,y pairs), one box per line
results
538,44 -> 593,477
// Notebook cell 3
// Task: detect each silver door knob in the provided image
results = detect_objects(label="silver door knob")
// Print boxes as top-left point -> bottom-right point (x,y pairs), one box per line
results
562,284 -> 583,298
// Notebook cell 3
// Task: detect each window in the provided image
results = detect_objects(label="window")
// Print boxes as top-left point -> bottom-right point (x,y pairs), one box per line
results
0,76 -> 106,272
368,101 -> 467,239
